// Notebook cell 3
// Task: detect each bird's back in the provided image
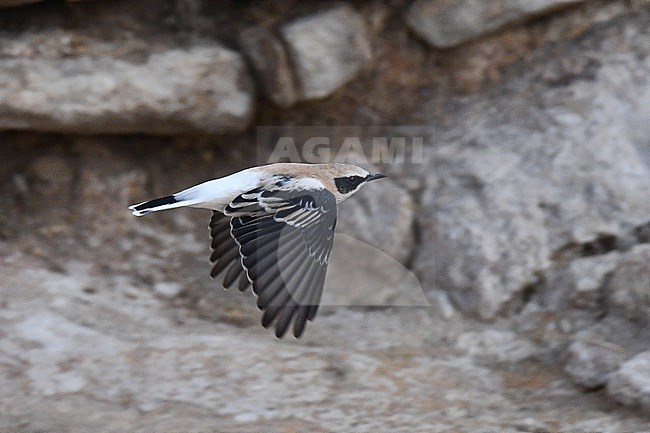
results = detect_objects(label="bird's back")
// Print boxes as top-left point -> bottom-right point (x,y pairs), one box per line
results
175,167 -> 265,212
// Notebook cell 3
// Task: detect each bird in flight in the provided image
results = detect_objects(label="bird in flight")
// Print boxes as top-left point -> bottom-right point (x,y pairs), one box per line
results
129,163 -> 386,338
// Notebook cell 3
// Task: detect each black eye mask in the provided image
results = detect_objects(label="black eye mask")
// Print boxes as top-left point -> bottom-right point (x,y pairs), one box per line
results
334,175 -> 366,194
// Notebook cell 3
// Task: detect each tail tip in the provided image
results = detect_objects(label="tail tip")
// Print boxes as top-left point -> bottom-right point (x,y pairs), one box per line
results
130,207 -> 151,217
128,203 -> 150,216
128,195 -> 178,217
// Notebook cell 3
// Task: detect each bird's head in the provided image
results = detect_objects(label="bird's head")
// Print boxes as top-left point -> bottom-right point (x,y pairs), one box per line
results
320,163 -> 387,202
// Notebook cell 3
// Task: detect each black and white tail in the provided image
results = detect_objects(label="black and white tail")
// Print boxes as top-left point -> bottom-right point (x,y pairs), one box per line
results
129,195 -> 198,216
128,169 -> 260,217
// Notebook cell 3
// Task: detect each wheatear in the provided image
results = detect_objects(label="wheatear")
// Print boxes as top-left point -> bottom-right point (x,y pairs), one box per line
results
129,163 -> 386,338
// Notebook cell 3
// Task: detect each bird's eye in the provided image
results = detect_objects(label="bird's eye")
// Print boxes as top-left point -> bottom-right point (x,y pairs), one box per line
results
334,175 -> 365,194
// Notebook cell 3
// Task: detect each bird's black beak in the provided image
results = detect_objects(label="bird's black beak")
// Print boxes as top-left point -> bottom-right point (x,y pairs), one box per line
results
366,173 -> 387,182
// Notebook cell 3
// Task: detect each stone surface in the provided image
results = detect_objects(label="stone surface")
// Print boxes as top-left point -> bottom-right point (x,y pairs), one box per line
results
406,0 -> 585,48
0,41 -> 253,134
528,252 -> 623,320
567,252 -> 620,311
337,178 -> 415,265
564,319 -> 644,389
608,351 -> 650,410
280,4 -> 371,100
413,10 -> 650,319
242,4 -> 372,106
435,0 -> 640,93
455,329 -> 538,364
2,258 -> 650,433
608,245 -> 650,324
154,281 -> 184,298
240,25 -> 300,108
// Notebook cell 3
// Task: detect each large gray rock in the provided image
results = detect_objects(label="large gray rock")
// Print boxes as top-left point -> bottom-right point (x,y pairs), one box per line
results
0,38 -> 254,134
406,0 -> 585,48
608,245 -> 650,324
567,252 -> 620,311
530,252 -> 622,319
240,25 -> 300,108
413,14 -> 650,319
564,319 -> 644,389
608,351 -> 650,410
280,4 -> 371,100
241,4 -> 371,106
416,126 -> 650,319
530,251 -> 622,321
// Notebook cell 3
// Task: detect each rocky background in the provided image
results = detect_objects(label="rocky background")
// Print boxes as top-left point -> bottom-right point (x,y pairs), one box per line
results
1,0 -> 650,432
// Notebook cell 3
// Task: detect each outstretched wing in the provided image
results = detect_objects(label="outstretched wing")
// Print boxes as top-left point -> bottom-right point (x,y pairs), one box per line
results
221,187 -> 337,338
209,211 -> 251,292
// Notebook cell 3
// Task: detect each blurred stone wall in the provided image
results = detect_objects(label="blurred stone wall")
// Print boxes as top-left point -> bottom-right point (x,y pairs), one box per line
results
1,0 -> 650,431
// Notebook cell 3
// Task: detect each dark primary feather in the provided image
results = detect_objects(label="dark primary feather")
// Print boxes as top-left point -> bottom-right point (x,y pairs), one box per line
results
209,212 -> 250,292
208,187 -> 337,338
